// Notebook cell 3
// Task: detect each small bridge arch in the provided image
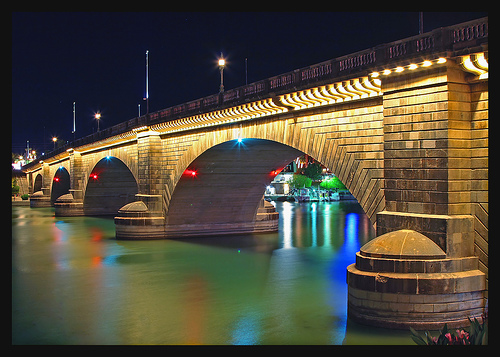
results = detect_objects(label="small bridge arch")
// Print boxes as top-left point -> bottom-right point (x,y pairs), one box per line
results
83,156 -> 138,216
50,166 -> 70,204
33,173 -> 43,193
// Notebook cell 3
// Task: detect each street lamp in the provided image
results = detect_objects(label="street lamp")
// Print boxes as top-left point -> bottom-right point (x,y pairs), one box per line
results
95,113 -> 101,132
218,53 -> 225,93
52,137 -> 57,150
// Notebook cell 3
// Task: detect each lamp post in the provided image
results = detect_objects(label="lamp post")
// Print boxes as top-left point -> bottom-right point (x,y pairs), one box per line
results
72,101 -> 76,141
52,137 -> 57,150
219,52 -> 225,93
95,113 -> 101,132
145,50 -> 149,114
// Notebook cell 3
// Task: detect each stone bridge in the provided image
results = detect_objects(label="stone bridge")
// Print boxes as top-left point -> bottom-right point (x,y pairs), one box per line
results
23,18 -> 488,328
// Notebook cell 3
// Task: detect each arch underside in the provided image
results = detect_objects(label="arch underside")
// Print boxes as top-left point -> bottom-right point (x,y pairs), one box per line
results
50,167 -> 70,204
84,157 -> 138,216
33,174 -> 43,193
164,139 -> 302,237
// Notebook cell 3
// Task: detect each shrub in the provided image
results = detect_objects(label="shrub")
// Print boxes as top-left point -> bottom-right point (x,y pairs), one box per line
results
303,162 -> 323,180
410,317 -> 487,345
12,178 -> 20,195
289,174 -> 312,189
320,176 -> 347,191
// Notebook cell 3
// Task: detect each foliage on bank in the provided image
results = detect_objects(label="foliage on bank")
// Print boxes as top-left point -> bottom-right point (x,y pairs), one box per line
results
289,174 -> 312,189
410,317 -> 488,345
12,178 -> 20,195
320,176 -> 347,191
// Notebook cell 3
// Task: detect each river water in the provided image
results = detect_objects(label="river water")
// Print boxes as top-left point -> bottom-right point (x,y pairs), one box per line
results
12,201 -> 414,345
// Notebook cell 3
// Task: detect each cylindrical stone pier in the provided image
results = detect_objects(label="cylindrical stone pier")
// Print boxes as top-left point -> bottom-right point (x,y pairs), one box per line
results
347,229 -> 486,330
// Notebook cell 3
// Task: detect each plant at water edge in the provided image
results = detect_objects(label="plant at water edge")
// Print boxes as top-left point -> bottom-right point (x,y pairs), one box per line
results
289,174 -> 312,189
12,178 -> 20,195
320,176 -> 347,191
410,317 -> 488,345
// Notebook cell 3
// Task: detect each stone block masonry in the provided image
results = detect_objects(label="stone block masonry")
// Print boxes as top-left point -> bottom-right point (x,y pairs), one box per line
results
347,230 -> 486,330
380,61 -> 488,287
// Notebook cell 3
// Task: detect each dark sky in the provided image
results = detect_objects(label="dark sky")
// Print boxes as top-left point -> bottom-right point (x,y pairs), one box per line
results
12,12 -> 487,155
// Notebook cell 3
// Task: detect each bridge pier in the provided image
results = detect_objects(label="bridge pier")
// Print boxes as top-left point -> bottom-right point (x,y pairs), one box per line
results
114,196 -> 165,240
29,163 -> 51,207
347,211 -> 486,329
54,190 -> 84,216
114,129 -> 166,239
346,60 -> 488,329
346,228 -> 485,330
115,196 -> 278,240
29,187 -> 51,208
54,149 -> 85,216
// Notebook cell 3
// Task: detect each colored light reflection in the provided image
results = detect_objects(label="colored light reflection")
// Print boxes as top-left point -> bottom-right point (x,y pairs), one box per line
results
281,201 -> 293,249
91,227 -> 103,241
53,221 -> 68,243
231,313 -> 261,345
91,256 -> 102,267
344,212 -> 359,255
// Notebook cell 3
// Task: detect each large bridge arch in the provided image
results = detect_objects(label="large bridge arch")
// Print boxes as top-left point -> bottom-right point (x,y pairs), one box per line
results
165,138 -> 302,235
83,156 -> 138,216
164,98 -> 384,228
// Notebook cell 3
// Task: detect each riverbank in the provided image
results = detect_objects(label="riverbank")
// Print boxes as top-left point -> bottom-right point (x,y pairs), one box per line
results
265,188 -> 356,203
12,197 -> 30,206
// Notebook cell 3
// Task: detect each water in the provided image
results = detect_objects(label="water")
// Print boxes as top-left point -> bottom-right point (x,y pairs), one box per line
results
12,201 -> 414,345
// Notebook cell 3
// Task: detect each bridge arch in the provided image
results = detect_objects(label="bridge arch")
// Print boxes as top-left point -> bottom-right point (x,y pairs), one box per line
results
165,109 -> 385,230
83,156 -> 138,216
33,173 -> 43,193
165,138 -> 302,235
50,166 -> 70,204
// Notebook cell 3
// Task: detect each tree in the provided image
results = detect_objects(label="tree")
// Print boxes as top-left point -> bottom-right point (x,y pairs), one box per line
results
12,178 -> 20,196
303,162 -> 323,180
320,176 -> 347,191
289,174 -> 312,189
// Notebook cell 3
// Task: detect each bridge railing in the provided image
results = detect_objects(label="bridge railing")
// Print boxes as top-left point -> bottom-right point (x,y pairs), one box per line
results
23,17 -> 487,171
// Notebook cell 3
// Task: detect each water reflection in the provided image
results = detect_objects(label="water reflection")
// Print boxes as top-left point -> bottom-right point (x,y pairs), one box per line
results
276,200 -> 371,250
12,202 -> 414,345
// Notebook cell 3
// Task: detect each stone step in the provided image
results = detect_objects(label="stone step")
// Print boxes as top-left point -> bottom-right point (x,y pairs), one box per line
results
355,252 -> 479,273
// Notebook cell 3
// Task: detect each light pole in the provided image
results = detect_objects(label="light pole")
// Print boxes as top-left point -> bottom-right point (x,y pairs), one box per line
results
95,113 -> 101,132
72,101 -> 76,141
145,50 -> 149,114
52,137 -> 57,150
219,52 -> 225,93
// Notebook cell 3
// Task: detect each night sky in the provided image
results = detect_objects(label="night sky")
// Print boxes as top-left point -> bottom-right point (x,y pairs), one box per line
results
12,12 -> 487,155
